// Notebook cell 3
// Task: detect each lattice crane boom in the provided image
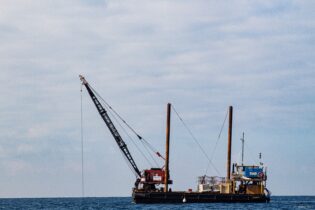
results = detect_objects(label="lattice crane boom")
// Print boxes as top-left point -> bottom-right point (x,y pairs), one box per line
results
79,75 -> 141,177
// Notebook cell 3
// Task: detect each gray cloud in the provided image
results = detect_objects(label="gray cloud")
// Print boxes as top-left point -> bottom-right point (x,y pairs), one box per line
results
0,0 -> 314,197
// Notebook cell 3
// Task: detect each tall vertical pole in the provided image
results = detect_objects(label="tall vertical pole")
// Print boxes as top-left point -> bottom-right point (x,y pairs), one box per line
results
227,106 -> 233,180
80,85 -> 85,197
164,103 -> 171,192
241,132 -> 244,166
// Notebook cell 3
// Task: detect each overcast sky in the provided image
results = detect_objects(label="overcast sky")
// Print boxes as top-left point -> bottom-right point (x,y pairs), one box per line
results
0,0 -> 314,198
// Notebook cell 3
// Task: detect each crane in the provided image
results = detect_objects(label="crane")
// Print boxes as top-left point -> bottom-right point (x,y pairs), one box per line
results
79,75 -> 141,177
79,75 -> 172,191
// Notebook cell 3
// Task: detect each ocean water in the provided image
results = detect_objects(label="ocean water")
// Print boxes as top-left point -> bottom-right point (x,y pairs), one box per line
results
0,196 -> 314,209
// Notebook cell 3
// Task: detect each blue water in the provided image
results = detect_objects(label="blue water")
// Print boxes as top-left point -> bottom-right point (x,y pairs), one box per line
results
0,196 -> 314,209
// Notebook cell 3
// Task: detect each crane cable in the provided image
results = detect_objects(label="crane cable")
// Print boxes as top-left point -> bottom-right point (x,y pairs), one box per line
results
204,109 -> 228,175
105,103 -> 158,167
81,84 -> 139,177
89,85 -> 164,161
80,85 -> 85,197
171,105 -> 221,176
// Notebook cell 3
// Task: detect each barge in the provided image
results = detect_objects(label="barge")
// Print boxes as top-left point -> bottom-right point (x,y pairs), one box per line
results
80,75 -> 270,203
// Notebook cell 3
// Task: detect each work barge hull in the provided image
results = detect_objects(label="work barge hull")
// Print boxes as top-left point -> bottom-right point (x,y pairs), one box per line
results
133,191 -> 270,203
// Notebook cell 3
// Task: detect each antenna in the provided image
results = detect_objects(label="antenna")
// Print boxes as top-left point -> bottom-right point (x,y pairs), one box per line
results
259,152 -> 263,165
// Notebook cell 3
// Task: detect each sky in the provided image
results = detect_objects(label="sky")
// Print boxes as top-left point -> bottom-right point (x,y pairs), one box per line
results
0,0 -> 314,198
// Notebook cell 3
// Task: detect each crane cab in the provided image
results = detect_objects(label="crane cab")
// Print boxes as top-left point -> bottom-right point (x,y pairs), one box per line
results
135,168 -> 173,192
141,168 -> 172,184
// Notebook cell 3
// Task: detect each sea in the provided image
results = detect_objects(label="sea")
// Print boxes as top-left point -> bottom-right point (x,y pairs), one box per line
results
0,196 -> 314,209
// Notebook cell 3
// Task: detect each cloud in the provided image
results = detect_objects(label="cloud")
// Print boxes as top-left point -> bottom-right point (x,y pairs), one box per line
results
0,0 -> 314,197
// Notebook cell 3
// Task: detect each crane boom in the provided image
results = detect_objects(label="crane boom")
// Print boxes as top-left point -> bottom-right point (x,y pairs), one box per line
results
79,75 -> 141,177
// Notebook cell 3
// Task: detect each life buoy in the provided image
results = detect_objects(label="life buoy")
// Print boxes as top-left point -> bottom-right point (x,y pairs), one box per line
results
258,172 -> 264,178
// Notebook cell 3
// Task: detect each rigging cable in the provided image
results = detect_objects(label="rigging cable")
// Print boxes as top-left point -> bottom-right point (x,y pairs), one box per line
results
204,109 -> 228,175
80,85 -> 85,197
171,105 -> 221,176
82,85 -> 139,178
105,102 -> 158,167
89,86 -> 164,160
104,103 -> 159,167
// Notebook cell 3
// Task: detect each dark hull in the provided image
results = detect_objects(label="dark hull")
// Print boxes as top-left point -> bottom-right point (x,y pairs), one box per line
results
133,191 -> 270,204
